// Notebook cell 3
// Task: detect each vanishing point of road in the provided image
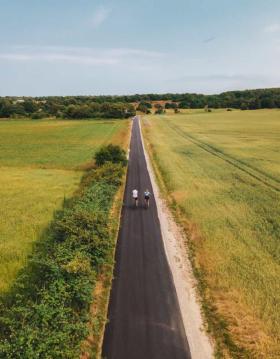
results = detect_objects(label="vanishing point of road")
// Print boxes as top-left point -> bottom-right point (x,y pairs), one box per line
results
102,117 -> 191,359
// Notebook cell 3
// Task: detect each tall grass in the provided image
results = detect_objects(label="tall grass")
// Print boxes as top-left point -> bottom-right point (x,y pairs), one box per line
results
0,118 -> 129,294
142,110 -> 280,358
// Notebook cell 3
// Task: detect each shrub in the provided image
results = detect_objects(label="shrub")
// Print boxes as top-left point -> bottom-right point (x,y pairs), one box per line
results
31,111 -> 48,119
155,109 -> 164,115
0,162 -> 125,358
165,102 -> 178,109
94,144 -> 127,167
137,102 -> 152,113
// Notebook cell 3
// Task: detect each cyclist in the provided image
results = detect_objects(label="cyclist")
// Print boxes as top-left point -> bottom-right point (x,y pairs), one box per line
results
144,189 -> 151,208
132,189 -> 138,207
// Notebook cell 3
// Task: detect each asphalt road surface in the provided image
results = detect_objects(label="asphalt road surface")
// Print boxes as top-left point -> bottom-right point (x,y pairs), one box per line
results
102,117 -> 191,359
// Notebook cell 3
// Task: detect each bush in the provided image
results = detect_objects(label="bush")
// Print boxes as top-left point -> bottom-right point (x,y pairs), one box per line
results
155,109 -> 164,115
165,102 -> 178,109
94,144 -> 127,167
31,111 -> 47,119
0,163 -> 125,358
137,101 -> 152,113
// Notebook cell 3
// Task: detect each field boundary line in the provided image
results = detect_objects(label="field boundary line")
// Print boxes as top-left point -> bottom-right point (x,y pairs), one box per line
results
166,120 -> 280,192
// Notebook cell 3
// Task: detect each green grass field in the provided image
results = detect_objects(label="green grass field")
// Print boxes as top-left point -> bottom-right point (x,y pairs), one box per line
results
143,109 -> 280,358
0,119 -> 126,169
0,118 -> 129,294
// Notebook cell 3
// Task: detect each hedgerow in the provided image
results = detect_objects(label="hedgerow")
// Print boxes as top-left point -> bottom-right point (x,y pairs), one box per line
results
0,162 -> 125,358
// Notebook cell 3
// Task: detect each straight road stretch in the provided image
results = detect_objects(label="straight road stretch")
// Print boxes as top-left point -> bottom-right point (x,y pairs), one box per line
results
102,117 -> 191,359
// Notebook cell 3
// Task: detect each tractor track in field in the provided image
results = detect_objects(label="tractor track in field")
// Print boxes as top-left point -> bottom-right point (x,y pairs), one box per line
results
166,121 -> 280,193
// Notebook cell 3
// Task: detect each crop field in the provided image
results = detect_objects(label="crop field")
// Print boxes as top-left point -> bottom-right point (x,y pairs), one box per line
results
142,109 -> 280,358
0,119 -> 129,294
0,119 -> 127,169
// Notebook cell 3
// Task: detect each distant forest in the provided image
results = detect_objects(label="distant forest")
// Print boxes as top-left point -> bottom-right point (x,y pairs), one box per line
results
0,87 -> 279,119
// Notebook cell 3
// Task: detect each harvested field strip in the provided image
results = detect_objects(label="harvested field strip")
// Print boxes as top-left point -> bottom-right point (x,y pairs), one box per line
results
166,121 -> 280,192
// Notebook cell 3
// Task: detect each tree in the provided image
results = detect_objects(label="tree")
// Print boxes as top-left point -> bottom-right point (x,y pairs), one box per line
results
165,102 -> 177,109
23,100 -> 37,113
94,144 -> 127,167
154,103 -> 164,114
260,97 -> 275,108
137,103 -> 150,114
0,100 -> 13,117
138,101 -> 152,109
240,103 -> 248,110
154,103 -> 163,109
178,101 -> 190,109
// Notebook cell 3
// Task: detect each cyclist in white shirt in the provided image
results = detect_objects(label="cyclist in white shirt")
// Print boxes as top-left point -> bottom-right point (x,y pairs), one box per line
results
132,189 -> 138,207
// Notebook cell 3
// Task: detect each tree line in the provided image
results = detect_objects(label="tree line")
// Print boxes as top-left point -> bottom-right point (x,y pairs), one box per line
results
0,87 -> 279,118
0,99 -> 136,119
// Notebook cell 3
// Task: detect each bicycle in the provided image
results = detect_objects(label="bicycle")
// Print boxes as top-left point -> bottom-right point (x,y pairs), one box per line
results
132,189 -> 138,207
144,190 -> 151,208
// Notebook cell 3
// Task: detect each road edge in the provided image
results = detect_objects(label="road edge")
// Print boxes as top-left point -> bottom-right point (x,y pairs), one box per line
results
81,120 -> 133,359
139,116 -> 214,359
97,119 -> 133,359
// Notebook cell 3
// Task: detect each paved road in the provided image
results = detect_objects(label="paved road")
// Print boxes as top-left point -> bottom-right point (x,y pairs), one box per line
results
102,117 -> 191,359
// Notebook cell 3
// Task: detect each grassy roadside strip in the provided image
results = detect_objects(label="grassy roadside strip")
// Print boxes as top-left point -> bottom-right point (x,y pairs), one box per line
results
80,165 -> 128,358
141,116 -> 251,358
0,161 -> 126,358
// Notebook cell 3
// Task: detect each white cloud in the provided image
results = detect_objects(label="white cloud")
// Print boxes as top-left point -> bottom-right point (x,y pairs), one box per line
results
0,53 -> 31,61
0,46 -> 164,67
264,23 -> 280,33
91,6 -> 111,28
0,52 -> 117,65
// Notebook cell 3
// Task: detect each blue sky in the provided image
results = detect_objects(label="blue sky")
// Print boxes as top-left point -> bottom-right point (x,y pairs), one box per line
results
0,0 -> 280,95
